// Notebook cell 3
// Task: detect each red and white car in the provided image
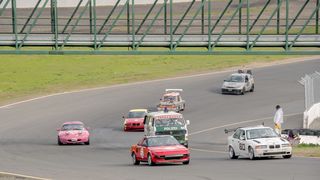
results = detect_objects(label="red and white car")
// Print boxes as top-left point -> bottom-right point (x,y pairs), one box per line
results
123,109 -> 147,131
157,89 -> 186,112
130,135 -> 190,166
57,121 -> 90,145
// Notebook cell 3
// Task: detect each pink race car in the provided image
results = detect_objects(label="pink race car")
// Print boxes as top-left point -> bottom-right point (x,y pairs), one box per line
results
57,121 -> 90,145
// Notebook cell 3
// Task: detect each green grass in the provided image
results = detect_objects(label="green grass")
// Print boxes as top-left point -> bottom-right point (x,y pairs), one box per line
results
293,144 -> 320,157
0,54 -> 303,105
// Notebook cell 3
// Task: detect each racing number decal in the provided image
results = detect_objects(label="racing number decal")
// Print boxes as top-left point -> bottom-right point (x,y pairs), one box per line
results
140,147 -> 144,158
239,143 -> 246,151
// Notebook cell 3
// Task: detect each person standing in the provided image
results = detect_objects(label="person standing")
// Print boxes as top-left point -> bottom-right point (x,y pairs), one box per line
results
273,105 -> 283,135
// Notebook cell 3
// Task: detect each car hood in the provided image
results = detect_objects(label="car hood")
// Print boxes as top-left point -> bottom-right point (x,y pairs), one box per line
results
250,137 -> 288,145
223,82 -> 244,87
149,145 -> 189,155
125,118 -> 144,123
59,130 -> 88,137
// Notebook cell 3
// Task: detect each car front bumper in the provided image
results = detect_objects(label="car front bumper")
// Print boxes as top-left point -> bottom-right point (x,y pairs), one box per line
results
59,136 -> 89,144
254,147 -> 292,157
124,124 -> 144,131
221,88 -> 242,94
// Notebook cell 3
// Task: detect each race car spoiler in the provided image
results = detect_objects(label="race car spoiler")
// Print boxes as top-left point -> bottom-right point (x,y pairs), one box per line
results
238,69 -> 252,75
165,89 -> 183,93
224,128 -> 240,134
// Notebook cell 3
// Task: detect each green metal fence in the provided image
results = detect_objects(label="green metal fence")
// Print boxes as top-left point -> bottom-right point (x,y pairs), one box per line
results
0,0 -> 319,55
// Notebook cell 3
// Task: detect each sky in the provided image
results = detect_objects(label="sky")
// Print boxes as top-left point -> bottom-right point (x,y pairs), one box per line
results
1,0 -> 197,8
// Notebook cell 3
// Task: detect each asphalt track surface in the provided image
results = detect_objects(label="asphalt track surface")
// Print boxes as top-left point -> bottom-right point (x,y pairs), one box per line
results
0,59 -> 320,180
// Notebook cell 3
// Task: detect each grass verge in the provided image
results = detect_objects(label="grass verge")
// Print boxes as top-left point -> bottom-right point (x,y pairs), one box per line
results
293,144 -> 320,158
0,54 -> 306,105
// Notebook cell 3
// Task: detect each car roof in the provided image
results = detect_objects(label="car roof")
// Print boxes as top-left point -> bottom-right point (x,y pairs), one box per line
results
163,92 -> 180,96
129,109 -> 148,112
147,111 -> 182,117
230,73 -> 249,77
240,125 -> 272,131
62,121 -> 84,125
145,135 -> 173,139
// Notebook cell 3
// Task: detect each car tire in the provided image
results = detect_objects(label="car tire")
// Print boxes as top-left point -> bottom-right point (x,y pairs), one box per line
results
229,146 -> 238,159
283,155 -> 292,159
183,160 -> 190,165
85,139 -> 90,145
250,84 -> 255,92
58,137 -> 63,146
132,153 -> 140,165
147,154 -> 155,166
241,88 -> 245,95
248,147 -> 256,160
182,104 -> 185,111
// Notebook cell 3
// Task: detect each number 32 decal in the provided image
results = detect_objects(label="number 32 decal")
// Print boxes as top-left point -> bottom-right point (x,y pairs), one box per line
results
239,143 -> 246,151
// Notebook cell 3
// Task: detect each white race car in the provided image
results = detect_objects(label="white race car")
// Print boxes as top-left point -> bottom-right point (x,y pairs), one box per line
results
221,70 -> 254,95
227,126 -> 292,160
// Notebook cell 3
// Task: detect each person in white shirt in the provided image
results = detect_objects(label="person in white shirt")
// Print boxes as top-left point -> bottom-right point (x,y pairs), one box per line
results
273,105 -> 283,135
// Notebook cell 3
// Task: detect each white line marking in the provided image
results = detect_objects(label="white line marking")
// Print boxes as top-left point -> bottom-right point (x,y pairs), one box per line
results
189,112 -> 301,136
0,56 -> 319,109
0,171 -> 50,180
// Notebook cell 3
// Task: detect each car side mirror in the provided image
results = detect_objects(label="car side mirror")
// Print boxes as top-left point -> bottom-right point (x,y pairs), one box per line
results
186,120 -> 190,125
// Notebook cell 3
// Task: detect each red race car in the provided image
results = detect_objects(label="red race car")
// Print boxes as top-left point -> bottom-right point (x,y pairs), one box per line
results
130,135 -> 190,166
123,109 -> 147,131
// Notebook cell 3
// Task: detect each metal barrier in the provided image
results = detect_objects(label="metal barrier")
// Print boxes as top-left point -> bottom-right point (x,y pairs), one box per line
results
300,72 -> 320,129
300,72 -> 320,110
0,0 -> 320,55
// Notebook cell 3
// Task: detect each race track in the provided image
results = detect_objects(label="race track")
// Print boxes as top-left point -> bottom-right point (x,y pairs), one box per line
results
0,58 -> 319,180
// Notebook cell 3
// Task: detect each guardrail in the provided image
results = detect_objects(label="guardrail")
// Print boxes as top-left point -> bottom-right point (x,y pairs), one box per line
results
0,0 -> 320,55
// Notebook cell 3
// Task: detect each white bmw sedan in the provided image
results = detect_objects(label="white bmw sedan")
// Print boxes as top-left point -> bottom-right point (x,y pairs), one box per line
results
227,126 -> 292,160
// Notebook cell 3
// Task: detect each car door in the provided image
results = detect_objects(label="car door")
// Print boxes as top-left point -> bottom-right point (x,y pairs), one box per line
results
137,138 -> 148,160
238,130 -> 247,156
245,75 -> 250,91
231,129 -> 241,155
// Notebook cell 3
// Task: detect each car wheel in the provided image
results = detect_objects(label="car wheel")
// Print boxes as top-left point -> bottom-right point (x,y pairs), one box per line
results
132,153 -> 140,165
283,155 -> 292,159
58,137 -> 63,146
241,88 -> 245,95
229,146 -> 238,159
84,139 -> 90,145
182,104 -> 185,111
248,147 -> 256,160
250,84 -> 255,92
183,160 -> 190,165
147,154 -> 155,166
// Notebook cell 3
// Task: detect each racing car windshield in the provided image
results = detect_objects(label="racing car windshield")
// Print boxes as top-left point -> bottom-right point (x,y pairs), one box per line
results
226,75 -> 244,82
61,124 -> 84,131
128,111 -> 146,118
163,96 -> 176,102
147,136 -> 180,147
155,118 -> 185,127
246,128 -> 278,140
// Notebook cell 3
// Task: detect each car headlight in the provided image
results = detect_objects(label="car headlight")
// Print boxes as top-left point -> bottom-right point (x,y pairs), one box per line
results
255,145 -> 268,149
282,143 -> 291,148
